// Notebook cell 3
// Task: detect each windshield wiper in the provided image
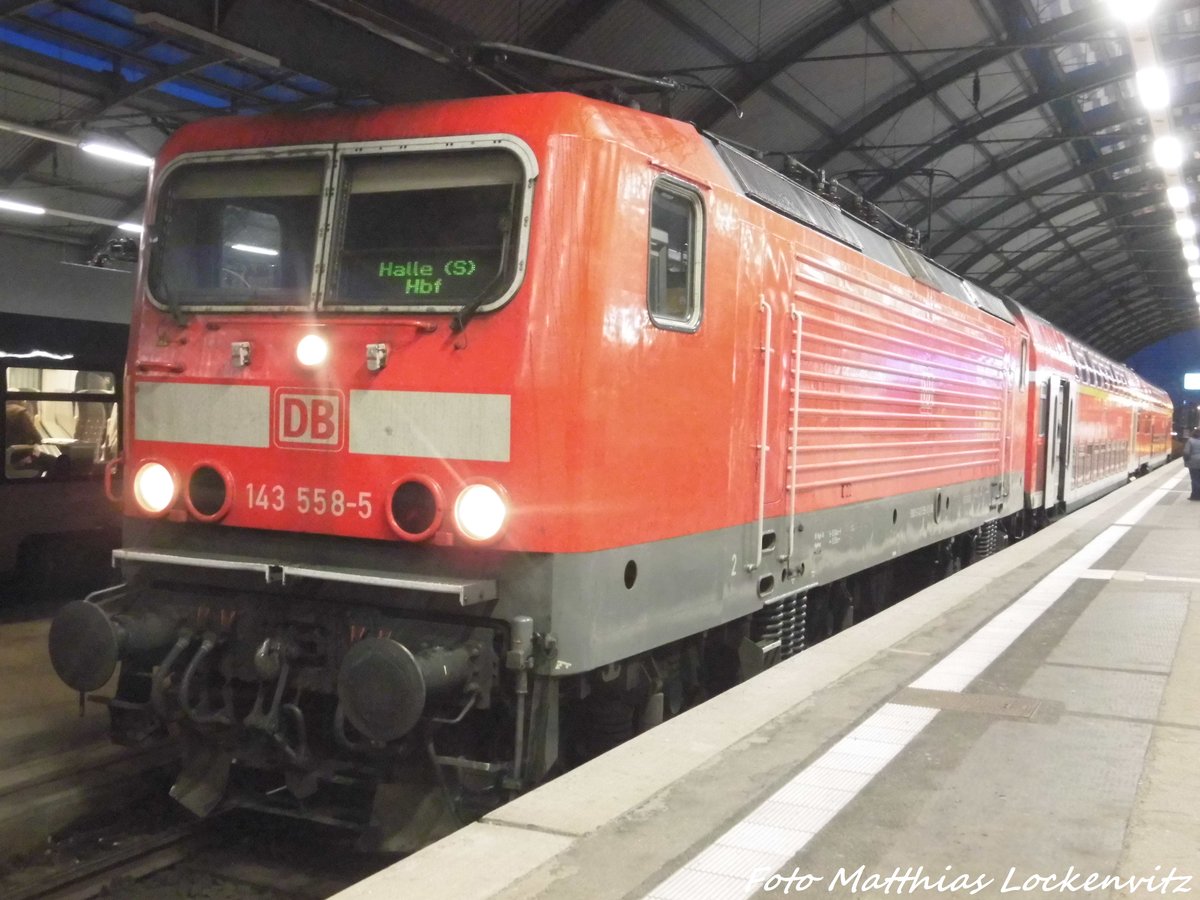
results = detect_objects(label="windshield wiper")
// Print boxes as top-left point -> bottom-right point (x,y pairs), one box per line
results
450,271 -> 505,334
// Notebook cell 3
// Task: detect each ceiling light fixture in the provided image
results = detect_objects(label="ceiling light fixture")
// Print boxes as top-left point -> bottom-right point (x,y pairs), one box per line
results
0,118 -> 154,170
0,198 -> 46,215
79,140 -> 154,168
1153,135 -> 1184,169
1105,0 -> 1160,23
1185,244 -> 1200,262
230,243 -> 279,256
1168,185 -> 1190,210
1136,67 -> 1171,110
1176,218 -> 1197,239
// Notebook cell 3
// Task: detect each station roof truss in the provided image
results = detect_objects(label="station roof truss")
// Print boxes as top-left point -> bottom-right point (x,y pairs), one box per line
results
1,0 -> 1198,359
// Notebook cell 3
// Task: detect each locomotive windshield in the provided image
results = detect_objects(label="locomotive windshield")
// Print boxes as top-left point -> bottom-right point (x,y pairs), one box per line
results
150,158 -> 324,307
327,149 -> 522,309
149,146 -> 527,313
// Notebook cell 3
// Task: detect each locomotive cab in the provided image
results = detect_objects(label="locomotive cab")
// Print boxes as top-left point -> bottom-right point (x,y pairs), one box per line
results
48,95 -> 745,845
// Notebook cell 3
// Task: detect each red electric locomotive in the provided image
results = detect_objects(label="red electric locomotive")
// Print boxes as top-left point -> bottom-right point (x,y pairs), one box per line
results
47,92 -> 1170,845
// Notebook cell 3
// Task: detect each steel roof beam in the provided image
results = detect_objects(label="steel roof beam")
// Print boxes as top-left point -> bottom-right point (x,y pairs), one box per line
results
955,167 -> 1170,274
808,5 -> 1103,169
977,201 -> 1171,295
989,0 -> 1168,318
687,0 -> 897,129
5,170 -> 140,203
862,55 -> 1131,201
529,0 -> 625,52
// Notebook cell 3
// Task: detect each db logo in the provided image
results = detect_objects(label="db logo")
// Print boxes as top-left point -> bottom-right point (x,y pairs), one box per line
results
274,390 -> 343,449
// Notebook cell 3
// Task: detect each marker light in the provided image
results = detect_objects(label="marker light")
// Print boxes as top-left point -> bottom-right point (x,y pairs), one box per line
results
132,462 -> 176,514
454,483 -> 508,542
296,334 -> 329,367
1153,136 -> 1184,170
1177,218 -> 1197,240
79,140 -> 154,168
1168,186 -> 1190,211
1135,67 -> 1170,111
1185,244 -> 1199,262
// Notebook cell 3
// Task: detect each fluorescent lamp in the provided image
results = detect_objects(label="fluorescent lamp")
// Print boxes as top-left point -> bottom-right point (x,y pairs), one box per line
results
1135,67 -> 1170,110
1176,218 -> 1197,240
118,222 -> 143,234
1153,135 -> 1184,170
1185,244 -> 1199,262
0,350 -> 73,360
1168,185 -> 1190,210
79,140 -> 154,168
0,198 -> 45,215
229,243 -> 278,256
1105,0 -> 1159,22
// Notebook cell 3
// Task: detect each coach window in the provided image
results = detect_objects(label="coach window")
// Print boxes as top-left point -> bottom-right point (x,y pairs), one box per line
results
4,367 -> 117,481
648,179 -> 704,331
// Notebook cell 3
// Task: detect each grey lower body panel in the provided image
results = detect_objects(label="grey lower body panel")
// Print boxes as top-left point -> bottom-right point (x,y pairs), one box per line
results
122,474 -> 1013,676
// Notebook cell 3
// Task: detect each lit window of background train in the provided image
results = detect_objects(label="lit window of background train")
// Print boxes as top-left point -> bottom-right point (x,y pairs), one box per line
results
13,92 -> 1175,851
1,313 -> 128,605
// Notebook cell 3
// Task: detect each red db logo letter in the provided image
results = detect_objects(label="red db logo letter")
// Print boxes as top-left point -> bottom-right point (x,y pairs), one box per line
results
310,399 -> 336,441
282,397 -> 309,439
275,391 -> 342,449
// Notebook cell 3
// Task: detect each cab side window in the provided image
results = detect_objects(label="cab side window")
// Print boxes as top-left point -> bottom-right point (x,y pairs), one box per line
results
648,179 -> 704,331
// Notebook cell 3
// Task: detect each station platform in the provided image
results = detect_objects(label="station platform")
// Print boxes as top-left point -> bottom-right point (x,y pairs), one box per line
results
335,460 -> 1200,900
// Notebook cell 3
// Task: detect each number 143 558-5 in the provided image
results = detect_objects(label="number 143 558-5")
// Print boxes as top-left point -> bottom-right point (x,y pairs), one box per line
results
246,483 -> 373,519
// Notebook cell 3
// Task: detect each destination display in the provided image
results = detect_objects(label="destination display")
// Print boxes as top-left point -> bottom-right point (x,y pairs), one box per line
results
336,250 -> 498,305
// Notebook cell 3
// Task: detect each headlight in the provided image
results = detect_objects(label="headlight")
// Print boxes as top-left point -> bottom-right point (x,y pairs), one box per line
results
132,462 -> 176,514
454,483 -> 508,543
296,334 -> 329,367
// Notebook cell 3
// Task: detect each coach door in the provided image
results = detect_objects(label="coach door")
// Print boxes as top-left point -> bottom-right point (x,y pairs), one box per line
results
1043,376 -> 1072,510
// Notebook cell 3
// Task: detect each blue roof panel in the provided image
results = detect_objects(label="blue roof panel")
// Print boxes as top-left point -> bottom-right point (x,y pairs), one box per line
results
141,41 -> 192,67
28,7 -> 140,48
73,0 -> 137,25
0,25 -> 112,72
287,74 -> 334,94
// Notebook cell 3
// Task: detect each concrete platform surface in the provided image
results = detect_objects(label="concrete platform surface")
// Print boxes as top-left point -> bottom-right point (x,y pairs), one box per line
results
333,462 -> 1199,900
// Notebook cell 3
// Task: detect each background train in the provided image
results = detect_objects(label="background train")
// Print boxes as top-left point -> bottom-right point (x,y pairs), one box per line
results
1,311 -> 126,604
46,92 -> 1171,848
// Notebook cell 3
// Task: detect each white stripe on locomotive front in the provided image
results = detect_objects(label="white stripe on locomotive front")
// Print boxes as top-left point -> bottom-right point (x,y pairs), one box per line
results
349,390 -> 511,462
134,381 -> 512,463
135,382 -> 270,448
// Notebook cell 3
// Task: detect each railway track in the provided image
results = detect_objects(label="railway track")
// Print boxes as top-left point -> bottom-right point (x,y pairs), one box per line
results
3,820 -> 214,900
1,804 -> 391,900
